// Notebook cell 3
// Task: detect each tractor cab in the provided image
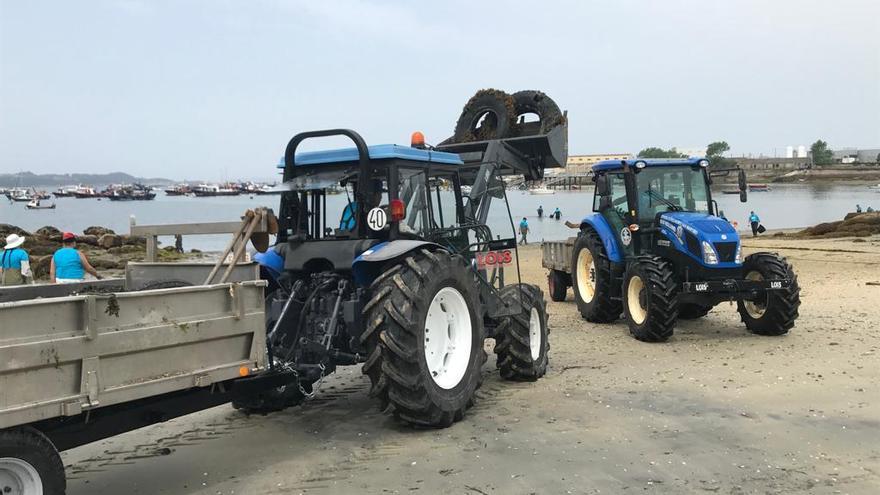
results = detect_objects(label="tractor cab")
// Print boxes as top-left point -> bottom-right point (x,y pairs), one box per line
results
589,158 -> 748,269
261,130 -> 470,283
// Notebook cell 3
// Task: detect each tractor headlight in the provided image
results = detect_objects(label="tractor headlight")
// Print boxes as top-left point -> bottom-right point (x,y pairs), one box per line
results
701,241 -> 718,265
699,159 -> 709,168
734,243 -> 743,264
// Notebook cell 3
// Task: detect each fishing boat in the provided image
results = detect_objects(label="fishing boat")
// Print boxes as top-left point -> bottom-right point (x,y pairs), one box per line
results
25,199 -> 56,209
164,184 -> 192,196
107,183 -> 157,201
5,188 -> 33,202
52,186 -> 77,198
868,184 -> 880,190
192,183 -> 240,197
73,185 -> 100,198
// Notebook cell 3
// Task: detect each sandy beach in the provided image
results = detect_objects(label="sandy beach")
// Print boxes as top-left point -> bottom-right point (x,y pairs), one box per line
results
61,235 -> 880,494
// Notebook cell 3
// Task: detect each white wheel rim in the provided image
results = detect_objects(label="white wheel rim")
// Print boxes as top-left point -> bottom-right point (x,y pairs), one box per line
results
627,275 -> 647,325
576,249 -> 596,303
744,271 -> 767,318
424,287 -> 473,390
528,307 -> 542,361
0,458 -> 43,495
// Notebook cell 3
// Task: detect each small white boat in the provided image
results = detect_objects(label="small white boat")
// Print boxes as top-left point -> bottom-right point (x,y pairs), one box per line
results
26,199 -> 56,209
868,184 -> 880,190
529,187 -> 556,195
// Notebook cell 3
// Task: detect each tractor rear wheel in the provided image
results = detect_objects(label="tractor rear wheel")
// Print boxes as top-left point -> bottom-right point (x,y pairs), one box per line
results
571,229 -> 621,322
547,270 -> 568,302
737,253 -> 800,335
494,284 -> 549,381
678,303 -> 712,320
0,427 -> 65,495
361,249 -> 486,427
623,257 -> 678,342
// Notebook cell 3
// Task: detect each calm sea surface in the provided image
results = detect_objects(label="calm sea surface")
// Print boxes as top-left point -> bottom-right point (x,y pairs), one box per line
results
3,183 -> 877,251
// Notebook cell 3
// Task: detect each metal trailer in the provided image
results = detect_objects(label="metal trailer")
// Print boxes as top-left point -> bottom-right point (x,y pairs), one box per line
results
0,263 -> 267,494
541,238 -> 577,302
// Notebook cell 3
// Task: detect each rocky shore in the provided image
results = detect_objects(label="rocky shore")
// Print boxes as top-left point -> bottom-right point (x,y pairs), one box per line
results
0,224 -> 197,280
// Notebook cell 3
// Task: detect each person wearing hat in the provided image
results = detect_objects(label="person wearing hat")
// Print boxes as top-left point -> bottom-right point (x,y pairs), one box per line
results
1,233 -> 33,286
50,232 -> 101,284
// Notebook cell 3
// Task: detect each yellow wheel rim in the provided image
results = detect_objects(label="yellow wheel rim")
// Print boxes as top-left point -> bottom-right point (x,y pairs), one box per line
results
744,271 -> 767,318
627,275 -> 647,325
576,248 -> 596,303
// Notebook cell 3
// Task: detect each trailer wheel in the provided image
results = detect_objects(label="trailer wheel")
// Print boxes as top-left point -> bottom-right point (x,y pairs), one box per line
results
494,284 -> 549,381
0,427 -> 65,495
737,253 -> 800,336
547,270 -> 568,302
623,257 -> 678,342
571,228 -> 621,322
361,249 -> 486,427
511,90 -> 565,136
678,303 -> 712,320
452,89 -> 516,142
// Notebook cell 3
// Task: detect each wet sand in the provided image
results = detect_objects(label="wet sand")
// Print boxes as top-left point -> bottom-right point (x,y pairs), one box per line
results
63,235 -> 880,494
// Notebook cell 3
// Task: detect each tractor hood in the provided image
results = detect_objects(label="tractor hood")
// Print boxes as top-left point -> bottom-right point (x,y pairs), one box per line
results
658,212 -> 741,267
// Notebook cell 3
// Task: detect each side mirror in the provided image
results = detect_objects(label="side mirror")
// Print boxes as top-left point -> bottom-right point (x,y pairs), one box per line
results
596,175 -> 610,196
740,190 -> 748,203
738,170 -> 747,192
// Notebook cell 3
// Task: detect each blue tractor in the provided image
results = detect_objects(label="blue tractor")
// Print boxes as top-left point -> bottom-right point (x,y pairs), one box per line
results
556,158 -> 800,342
238,99 -> 567,427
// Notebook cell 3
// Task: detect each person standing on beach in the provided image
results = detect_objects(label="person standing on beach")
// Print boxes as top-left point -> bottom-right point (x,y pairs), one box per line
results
1,234 -> 33,286
537,205 -> 543,219
50,232 -> 101,283
519,217 -> 530,245
749,211 -> 761,237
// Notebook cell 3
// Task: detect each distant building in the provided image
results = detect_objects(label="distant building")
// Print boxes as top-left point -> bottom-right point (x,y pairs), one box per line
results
832,148 -> 880,164
563,153 -> 632,175
735,157 -> 809,171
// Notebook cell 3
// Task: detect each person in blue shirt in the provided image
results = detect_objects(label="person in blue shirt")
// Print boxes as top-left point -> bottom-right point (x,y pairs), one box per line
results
537,205 -> 543,219
749,211 -> 761,237
1,233 -> 33,286
50,232 -> 101,283
518,217 -> 530,245
553,207 -> 561,220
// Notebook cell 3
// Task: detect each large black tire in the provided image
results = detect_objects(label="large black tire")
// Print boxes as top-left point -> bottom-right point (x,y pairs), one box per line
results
737,253 -> 800,335
511,90 -> 565,136
678,303 -> 712,319
494,284 -> 549,381
361,249 -> 486,427
0,427 -> 66,495
453,89 -> 516,142
547,270 -> 568,302
571,229 -> 622,322
622,257 -> 678,342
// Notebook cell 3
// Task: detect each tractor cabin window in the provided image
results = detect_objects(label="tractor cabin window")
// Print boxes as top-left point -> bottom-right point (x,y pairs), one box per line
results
635,166 -> 710,222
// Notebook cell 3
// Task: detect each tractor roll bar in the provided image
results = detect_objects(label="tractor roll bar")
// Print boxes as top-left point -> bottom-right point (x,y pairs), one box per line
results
283,128 -> 372,237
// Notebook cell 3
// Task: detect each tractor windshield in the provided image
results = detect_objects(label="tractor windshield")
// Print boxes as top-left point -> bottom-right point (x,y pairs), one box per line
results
635,166 -> 710,222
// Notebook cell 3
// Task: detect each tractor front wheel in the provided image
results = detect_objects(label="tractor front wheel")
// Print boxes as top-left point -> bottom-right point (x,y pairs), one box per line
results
622,257 -> 678,342
361,249 -> 486,427
494,284 -> 549,381
571,229 -> 621,322
737,253 -> 800,335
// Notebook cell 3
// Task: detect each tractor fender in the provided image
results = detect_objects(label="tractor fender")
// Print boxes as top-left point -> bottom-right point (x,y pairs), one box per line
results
352,240 -> 444,286
578,214 -> 623,263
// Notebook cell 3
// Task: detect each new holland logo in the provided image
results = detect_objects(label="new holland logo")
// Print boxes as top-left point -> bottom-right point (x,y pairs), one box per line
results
620,227 -> 632,246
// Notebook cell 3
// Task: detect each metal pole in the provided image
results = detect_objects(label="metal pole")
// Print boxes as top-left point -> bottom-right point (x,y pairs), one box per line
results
203,212 -> 252,285
218,210 -> 262,284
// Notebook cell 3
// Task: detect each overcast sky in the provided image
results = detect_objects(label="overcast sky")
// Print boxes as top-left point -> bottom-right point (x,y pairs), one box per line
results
1,0 -> 878,180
